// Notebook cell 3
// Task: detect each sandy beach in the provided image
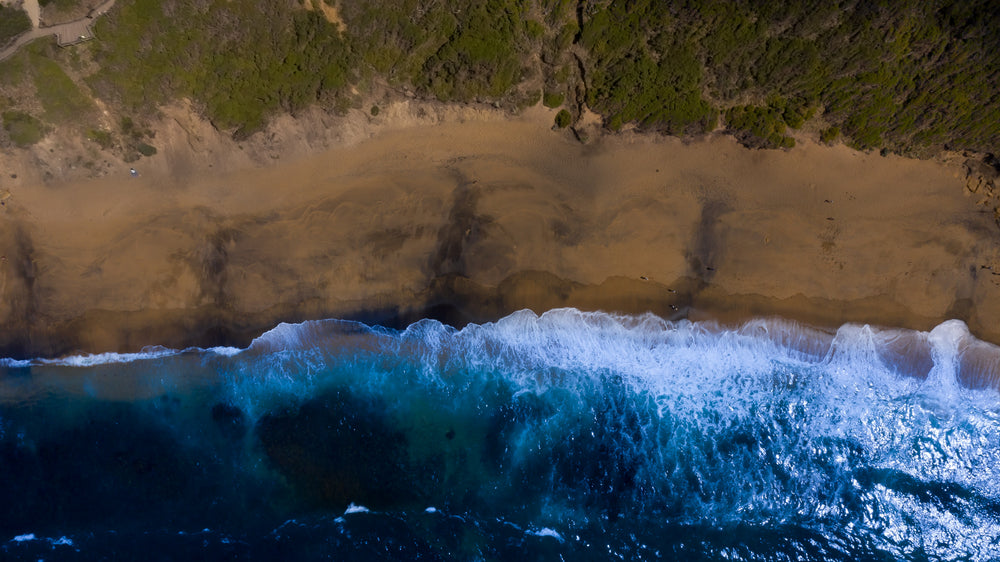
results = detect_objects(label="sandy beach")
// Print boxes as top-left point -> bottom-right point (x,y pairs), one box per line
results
1,104 -> 998,357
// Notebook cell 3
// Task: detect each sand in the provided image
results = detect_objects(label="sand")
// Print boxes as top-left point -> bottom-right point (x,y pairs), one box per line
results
1,103 -> 998,357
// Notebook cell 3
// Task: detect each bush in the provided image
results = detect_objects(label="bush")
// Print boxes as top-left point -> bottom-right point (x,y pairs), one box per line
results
29,46 -> 95,124
63,0 -> 1000,156
554,109 -> 571,128
3,111 -> 45,147
417,1 -> 528,101
581,2 -> 715,135
525,19 -> 545,40
92,1 -> 352,138
87,128 -> 114,149
0,6 -> 31,46
542,91 -> 564,108
39,0 -> 82,8
136,142 -> 157,156
725,103 -> 795,149
370,105 -> 380,116
820,126 -> 840,144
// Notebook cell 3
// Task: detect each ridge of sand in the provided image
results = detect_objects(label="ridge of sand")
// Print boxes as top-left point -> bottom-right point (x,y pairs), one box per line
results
0,102 -> 998,358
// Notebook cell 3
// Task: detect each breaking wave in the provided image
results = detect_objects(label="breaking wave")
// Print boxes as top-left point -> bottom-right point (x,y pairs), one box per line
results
2,309 -> 999,560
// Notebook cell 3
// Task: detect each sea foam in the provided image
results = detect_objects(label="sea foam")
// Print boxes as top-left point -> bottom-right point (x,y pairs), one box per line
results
3,309 -> 1000,561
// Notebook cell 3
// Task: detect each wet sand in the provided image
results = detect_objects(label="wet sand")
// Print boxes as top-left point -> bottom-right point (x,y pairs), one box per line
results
1,105 -> 998,357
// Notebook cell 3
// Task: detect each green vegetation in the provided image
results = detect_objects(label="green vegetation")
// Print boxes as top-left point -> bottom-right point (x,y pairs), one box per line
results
342,0 -> 532,102
0,5 -> 31,46
523,89 -> 542,108
87,128 -> 113,149
725,105 -> 793,149
92,0 -> 352,138
39,0 -> 83,8
0,0 -> 996,159
820,126 -> 840,145
542,91 -> 565,108
0,39 -> 96,130
581,1 -> 716,134
554,109 -> 572,128
573,0 -> 1000,155
723,97 -> 810,149
0,51 -> 27,86
30,47 -> 95,123
3,111 -> 46,147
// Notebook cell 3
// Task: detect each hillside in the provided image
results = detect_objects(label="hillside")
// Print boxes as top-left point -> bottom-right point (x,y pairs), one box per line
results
1,0 -> 998,170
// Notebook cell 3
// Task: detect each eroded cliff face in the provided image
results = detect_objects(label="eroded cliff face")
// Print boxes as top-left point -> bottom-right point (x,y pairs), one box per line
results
0,94 -> 516,185
961,153 -> 1000,226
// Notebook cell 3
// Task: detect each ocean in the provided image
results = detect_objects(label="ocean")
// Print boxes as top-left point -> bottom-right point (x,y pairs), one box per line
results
2,308 -> 999,561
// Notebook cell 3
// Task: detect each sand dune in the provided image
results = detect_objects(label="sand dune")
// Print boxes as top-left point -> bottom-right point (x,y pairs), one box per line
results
1,105 -> 997,357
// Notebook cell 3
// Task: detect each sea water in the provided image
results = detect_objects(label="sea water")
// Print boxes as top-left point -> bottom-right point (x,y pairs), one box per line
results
2,309 -> 999,560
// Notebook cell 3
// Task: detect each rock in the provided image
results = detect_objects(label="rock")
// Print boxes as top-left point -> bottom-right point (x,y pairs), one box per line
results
965,156 -> 1000,182
967,176 -> 982,193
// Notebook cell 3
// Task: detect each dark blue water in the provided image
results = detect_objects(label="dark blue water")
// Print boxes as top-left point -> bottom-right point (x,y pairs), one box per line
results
2,309 -> 1000,560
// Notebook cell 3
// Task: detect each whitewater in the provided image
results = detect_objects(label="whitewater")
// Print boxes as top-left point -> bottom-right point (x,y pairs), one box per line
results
2,309 -> 999,560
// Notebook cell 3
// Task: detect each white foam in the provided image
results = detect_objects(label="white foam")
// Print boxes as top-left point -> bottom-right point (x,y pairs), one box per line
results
248,319 -> 375,354
207,346 -> 244,357
214,311 -> 1000,427
38,346 -> 181,367
2,309 -> 998,561
11,533 -> 36,542
527,527 -> 564,542
0,358 -> 31,368
923,319 -> 967,400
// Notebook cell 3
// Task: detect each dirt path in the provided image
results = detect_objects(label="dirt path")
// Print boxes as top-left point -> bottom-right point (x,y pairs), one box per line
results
0,0 -> 115,62
24,0 -> 40,28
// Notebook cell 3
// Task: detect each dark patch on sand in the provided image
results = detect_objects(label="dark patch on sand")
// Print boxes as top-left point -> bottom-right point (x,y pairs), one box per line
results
194,227 -> 238,308
366,228 -> 410,258
13,224 -> 37,321
0,223 -> 39,356
550,217 -> 582,245
946,297 -> 975,321
686,199 -> 729,284
430,179 -> 493,277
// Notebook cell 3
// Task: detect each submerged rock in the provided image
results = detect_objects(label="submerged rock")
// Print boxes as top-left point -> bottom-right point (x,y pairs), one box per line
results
255,389 -> 415,511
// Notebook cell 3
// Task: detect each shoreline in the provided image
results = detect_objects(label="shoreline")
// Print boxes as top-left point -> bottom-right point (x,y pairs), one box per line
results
1,104 -> 998,359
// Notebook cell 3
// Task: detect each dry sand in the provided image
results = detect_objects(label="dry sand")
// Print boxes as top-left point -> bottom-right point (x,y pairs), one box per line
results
1,104 -> 998,357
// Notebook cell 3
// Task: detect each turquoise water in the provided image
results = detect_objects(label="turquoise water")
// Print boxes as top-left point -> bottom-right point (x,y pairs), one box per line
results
2,309 -> 1000,560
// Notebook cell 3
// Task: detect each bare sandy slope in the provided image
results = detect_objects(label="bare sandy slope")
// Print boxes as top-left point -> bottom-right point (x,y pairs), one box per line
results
1,104 -> 998,357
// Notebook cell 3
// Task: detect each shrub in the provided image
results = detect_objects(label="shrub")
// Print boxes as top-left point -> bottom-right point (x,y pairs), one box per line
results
542,91 -> 564,108
3,111 -> 45,147
92,1 -> 352,138
0,6 -> 31,46
525,19 -> 545,40
39,0 -> 82,8
87,128 -> 114,149
554,109 -> 571,128
725,103 -> 795,149
29,47 -> 95,124
820,126 -> 840,144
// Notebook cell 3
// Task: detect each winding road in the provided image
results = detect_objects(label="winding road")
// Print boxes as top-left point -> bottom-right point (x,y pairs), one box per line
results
0,0 -> 116,63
